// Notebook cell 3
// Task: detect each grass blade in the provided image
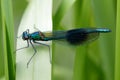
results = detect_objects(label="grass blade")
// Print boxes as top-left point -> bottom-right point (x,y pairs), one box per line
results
0,2 -> 5,79
1,0 -> 15,79
115,0 -> 120,80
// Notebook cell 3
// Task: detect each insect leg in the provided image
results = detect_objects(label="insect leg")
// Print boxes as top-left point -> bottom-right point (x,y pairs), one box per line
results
16,40 -> 29,52
33,41 -> 52,64
27,40 -> 37,68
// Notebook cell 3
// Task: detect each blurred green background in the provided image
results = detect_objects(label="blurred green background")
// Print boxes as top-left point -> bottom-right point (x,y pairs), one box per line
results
52,0 -> 115,80
0,0 -> 118,80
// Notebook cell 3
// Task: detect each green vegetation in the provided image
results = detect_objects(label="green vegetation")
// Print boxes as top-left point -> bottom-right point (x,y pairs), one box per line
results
0,0 -> 15,80
0,0 -> 117,80
53,0 -> 115,80
115,0 -> 120,80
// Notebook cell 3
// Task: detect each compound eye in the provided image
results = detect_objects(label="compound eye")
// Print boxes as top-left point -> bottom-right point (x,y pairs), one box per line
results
22,31 -> 29,40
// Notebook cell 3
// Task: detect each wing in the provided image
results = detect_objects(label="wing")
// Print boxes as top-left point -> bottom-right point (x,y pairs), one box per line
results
42,28 -> 111,45
66,28 -> 111,45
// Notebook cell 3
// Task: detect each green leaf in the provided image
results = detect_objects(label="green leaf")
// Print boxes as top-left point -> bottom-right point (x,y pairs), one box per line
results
1,0 -> 15,79
0,2 -> 5,79
115,0 -> 120,80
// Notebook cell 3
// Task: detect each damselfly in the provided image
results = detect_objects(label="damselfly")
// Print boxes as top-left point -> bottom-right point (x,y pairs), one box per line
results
16,28 -> 111,67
